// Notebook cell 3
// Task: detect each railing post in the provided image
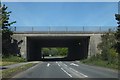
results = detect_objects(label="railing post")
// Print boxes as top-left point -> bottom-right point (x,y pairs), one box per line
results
66,27 -> 68,32
83,26 -> 84,32
48,26 -> 51,33
32,27 -> 34,32
99,26 -> 101,32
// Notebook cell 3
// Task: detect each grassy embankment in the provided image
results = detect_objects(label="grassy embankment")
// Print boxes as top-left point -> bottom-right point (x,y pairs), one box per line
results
2,63 -> 37,78
0,56 -> 38,78
81,56 -> 119,70
0,56 -> 26,66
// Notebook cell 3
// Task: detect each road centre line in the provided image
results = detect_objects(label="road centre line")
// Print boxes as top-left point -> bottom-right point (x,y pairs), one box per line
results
64,64 -> 68,67
56,62 -> 61,67
58,63 -> 60,67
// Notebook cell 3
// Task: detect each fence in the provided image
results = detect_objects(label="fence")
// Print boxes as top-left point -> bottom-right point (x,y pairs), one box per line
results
9,26 -> 117,33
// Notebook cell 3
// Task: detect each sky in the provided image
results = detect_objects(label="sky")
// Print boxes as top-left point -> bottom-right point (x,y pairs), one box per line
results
3,2 -> 119,31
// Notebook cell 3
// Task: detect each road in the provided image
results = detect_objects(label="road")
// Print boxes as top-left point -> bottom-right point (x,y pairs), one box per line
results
13,61 -> 118,78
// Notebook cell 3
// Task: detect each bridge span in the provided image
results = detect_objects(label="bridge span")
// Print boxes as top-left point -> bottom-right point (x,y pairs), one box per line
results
12,32 -> 102,61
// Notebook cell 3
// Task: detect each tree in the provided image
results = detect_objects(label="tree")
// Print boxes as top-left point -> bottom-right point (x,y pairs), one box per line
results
50,48 -> 58,56
57,48 -> 68,56
115,14 -> 120,54
1,4 -> 16,56
42,48 -> 50,56
98,31 -> 117,62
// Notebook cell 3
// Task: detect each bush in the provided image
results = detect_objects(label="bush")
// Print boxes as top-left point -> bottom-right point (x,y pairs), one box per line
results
2,55 -> 26,62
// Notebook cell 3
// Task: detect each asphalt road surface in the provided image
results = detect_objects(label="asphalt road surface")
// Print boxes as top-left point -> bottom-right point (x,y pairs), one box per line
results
13,61 -> 118,78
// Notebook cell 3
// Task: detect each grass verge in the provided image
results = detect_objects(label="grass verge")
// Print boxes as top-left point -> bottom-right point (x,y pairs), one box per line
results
1,56 -> 26,66
0,62 -> 18,66
2,63 -> 37,78
81,59 -> 119,70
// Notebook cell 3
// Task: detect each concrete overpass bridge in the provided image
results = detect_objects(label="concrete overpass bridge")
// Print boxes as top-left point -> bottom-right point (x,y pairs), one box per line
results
12,31 -> 102,61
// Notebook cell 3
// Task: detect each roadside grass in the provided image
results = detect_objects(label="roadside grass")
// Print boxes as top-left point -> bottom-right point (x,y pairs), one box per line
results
81,59 -> 119,70
2,63 -> 37,78
0,62 -> 18,66
1,56 -> 26,66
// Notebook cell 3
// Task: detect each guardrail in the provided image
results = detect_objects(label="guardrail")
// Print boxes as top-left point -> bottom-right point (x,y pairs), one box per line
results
9,26 -> 117,33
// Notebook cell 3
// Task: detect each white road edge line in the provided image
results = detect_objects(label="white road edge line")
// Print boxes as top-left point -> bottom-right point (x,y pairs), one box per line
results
61,68 -> 72,77
47,63 -> 50,67
69,68 -> 79,73
79,72 -> 88,77
69,68 -> 88,77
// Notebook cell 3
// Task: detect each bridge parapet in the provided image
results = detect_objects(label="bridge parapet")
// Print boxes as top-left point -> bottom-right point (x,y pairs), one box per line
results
11,26 -> 116,33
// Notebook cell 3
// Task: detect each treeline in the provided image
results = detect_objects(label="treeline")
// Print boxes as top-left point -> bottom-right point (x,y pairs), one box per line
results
42,48 -> 68,56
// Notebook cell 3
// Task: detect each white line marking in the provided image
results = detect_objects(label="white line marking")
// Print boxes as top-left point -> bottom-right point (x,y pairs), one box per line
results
69,68 -> 88,77
70,63 -> 79,66
58,63 -> 60,67
61,68 -> 72,77
69,68 -> 79,73
79,73 -> 88,77
47,63 -> 50,67
64,64 -> 68,67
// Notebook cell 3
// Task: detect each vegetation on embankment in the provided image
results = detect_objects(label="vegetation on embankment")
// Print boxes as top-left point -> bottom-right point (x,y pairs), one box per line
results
0,4 -> 26,66
81,29 -> 119,70
2,63 -> 37,78
1,56 -> 26,66
81,55 -> 119,70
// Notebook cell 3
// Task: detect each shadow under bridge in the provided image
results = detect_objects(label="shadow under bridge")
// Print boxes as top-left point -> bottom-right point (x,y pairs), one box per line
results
27,36 -> 90,61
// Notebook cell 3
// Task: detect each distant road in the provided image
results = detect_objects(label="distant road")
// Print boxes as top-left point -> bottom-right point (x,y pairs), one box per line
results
13,61 -> 118,79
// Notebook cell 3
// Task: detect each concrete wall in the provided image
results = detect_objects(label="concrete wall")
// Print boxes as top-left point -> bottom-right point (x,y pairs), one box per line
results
12,34 -> 27,58
12,33 -> 102,60
88,34 -> 102,58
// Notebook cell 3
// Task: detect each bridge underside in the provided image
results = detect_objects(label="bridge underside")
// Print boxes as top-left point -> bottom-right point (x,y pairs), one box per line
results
27,36 -> 90,61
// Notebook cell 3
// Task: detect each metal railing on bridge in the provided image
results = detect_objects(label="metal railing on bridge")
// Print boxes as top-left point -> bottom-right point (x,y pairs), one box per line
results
9,26 -> 117,33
